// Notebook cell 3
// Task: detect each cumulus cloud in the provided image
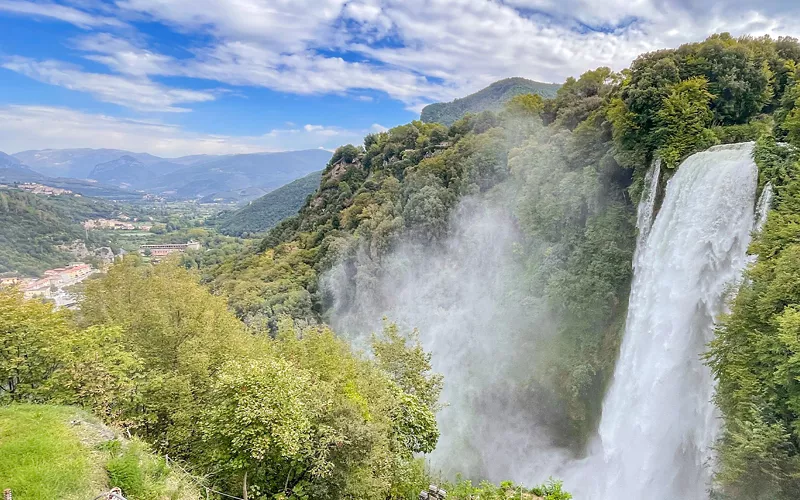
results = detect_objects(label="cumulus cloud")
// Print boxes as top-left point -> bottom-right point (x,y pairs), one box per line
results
0,105 -> 371,156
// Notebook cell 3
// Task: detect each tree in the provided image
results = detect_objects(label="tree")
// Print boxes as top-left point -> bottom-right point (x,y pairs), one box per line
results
0,290 -> 72,400
371,322 -> 443,411
654,77 -> 717,167
200,355 -> 339,498
503,93 -> 544,116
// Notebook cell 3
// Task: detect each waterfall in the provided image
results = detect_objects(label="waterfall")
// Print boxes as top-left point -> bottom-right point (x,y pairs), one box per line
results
754,182 -> 774,232
635,159 -> 661,248
585,143 -> 758,499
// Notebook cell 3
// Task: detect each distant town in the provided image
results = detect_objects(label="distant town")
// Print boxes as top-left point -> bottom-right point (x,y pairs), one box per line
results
16,182 -> 79,196
1,262 -> 96,309
83,217 -> 153,231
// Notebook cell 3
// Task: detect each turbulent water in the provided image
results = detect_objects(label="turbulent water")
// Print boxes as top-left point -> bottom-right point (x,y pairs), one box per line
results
577,143 -> 759,499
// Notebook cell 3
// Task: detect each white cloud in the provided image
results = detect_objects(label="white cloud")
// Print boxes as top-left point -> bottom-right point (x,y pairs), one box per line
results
0,0 -> 125,28
370,123 -> 389,133
5,0 -> 800,117
116,0 -> 347,50
73,33 -> 173,76
0,105 -> 371,156
2,56 -> 216,112
25,0 -> 766,117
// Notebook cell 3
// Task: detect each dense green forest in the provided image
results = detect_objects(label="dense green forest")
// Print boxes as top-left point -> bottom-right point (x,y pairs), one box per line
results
216,171 -> 323,237
7,32 -> 800,499
0,189 -> 116,275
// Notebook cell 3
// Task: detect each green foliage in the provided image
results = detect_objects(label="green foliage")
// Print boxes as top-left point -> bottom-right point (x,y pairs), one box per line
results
78,258 -> 248,450
0,291 -> 73,401
654,76 -> 717,167
544,67 -> 618,130
211,118 -> 509,328
609,34 -> 800,171
444,477 -> 571,500
712,116 -> 774,144
1,262 -> 443,500
371,322 -> 443,411
503,93 -> 545,117
330,144 -> 363,165
105,440 -> 177,500
508,113 -> 635,439
706,138 -> 800,499
217,171 -> 322,237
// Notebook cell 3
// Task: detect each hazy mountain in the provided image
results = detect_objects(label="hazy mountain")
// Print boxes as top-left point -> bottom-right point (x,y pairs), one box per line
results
0,151 -> 46,183
13,148 -> 165,178
89,155 -> 164,189
217,170 -> 323,236
420,77 -> 561,125
169,154 -> 223,166
10,148 -> 330,201
152,149 -> 331,201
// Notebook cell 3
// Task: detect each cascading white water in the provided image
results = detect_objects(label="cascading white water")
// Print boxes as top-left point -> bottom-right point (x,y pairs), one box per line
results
755,182 -> 774,232
586,143 -> 759,500
635,158 -> 661,247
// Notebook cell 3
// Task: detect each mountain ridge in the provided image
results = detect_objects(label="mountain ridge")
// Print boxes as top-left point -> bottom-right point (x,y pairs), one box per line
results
420,77 -> 561,125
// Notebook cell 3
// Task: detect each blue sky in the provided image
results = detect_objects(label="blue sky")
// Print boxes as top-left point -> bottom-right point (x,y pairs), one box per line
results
0,0 -> 798,157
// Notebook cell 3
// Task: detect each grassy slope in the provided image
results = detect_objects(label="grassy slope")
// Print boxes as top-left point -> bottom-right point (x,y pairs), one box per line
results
0,405 -> 100,499
0,404 -> 199,500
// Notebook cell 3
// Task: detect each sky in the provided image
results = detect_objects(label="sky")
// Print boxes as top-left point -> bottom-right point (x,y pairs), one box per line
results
0,0 -> 799,158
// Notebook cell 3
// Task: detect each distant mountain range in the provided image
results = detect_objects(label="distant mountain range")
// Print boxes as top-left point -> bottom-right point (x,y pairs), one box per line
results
420,77 -> 561,125
3,148 -> 332,202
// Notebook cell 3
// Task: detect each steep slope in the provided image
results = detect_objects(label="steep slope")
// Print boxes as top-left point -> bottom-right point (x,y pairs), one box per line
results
421,77 -> 561,125
217,170 -> 322,236
0,404 -> 198,500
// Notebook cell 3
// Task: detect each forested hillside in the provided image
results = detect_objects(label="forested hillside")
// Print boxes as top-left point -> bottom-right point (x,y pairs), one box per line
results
0,189 -> 115,275
216,170 -> 323,237
420,77 -> 561,125
208,33 -> 800,498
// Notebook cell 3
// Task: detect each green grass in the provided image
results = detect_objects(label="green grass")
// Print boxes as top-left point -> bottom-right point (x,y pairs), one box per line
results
0,404 -> 201,500
0,404 -> 93,500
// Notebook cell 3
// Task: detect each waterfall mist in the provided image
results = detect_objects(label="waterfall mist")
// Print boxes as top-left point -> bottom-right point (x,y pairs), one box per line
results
322,191 -> 569,482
